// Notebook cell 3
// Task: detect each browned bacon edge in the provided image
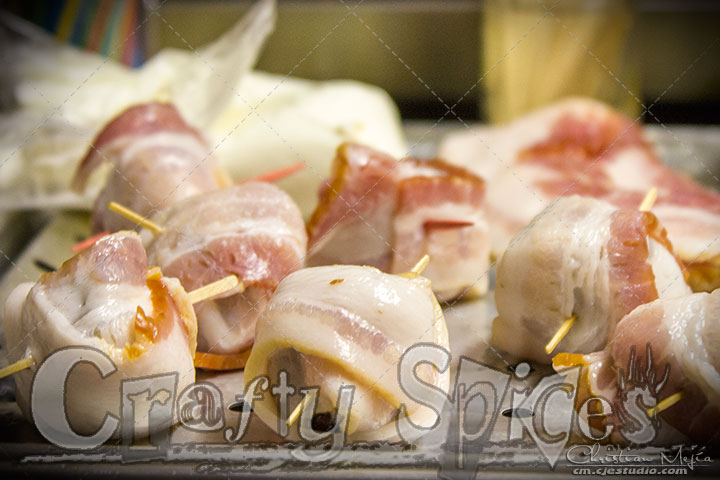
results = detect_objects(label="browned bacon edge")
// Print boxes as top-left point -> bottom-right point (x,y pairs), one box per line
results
38,232 -> 195,355
556,303 -> 720,445
686,255 -> 720,292
194,349 -> 251,370
307,143 -> 397,245
641,210 -> 688,280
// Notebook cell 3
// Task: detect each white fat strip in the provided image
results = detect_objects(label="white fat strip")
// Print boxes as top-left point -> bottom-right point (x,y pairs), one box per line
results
437,128 -> 503,180
603,147 -> 657,192
41,280 -> 152,349
117,131 -> 208,167
270,266 -> 439,346
486,163 -> 553,232
662,292 -> 720,406
559,200 -> 614,325
284,295 -> 403,360
647,236 -> 691,300
393,162 -> 447,180
151,192 -> 305,269
159,217 -> 301,266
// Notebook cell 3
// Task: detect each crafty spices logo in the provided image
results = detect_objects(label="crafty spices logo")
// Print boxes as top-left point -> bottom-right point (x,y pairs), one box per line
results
23,343 -> 709,478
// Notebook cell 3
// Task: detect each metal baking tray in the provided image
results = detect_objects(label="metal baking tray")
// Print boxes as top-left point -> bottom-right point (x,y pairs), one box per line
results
1,124 -> 719,478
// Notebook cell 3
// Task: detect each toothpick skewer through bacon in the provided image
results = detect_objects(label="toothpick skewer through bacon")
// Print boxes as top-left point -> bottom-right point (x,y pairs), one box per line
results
492,196 -> 690,364
71,160 -> 307,254
108,183 -> 307,370
245,261 -> 450,441
439,98 -> 720,292
544,187 -> 660,356
109,202 -> 165,235
553,289 -> 720,445
71,232 -> 111,253
647,392 -> 683,418
283,255 -> 432,428
242,162 -> 305,184
1,252 -> 239,381
2,232 -> 237,437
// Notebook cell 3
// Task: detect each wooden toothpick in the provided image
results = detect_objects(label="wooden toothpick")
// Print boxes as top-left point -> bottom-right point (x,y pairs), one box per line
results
545,315 -> 576,355
108,202 -> 165,235
286,391 -> 314,427
646,391 -> 683,418
423,219 -> 474,232
146,266 -> 162,279
71,231 -> 110,252
397,255 -> 430,279
1,275 -> 241,380
0,357 -> 34,380
411,255 -> 430,275
398,255 -> 431,279
638,186 -> 658,212
545,187 -> 658,357
187,275 -> 242,304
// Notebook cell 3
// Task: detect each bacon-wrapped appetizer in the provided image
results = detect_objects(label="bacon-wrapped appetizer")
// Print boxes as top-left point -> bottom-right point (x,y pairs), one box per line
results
307,143 -> 490,301
244,264 -> 450,441
71,102 -> 231,233
492,196 -> 690,364
143,182 -> 307,369
3,231 -> 198,437
554,289 -> 720,444
439,98 -> 720,292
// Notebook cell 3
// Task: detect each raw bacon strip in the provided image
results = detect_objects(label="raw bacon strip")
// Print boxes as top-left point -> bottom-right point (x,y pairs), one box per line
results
393,166 -> 490,300
439,98 -> 720,292
244,265 -> 450,441
492,196 -> 690,364
308,143 -> 398,270
71,102 -> 207,189
307,142 -> 490,301
557,290 -> 720,444
144,183 -> 307,360
3,231 -> 197,438
71,102 -> 231,233
607,209 -> 661,322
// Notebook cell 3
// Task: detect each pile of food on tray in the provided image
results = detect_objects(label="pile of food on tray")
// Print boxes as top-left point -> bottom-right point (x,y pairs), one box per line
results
3,92 -> 720,449
1,0 -> 720,467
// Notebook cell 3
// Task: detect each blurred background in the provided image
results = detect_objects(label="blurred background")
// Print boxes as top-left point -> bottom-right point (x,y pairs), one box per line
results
4,0 -> 720,123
